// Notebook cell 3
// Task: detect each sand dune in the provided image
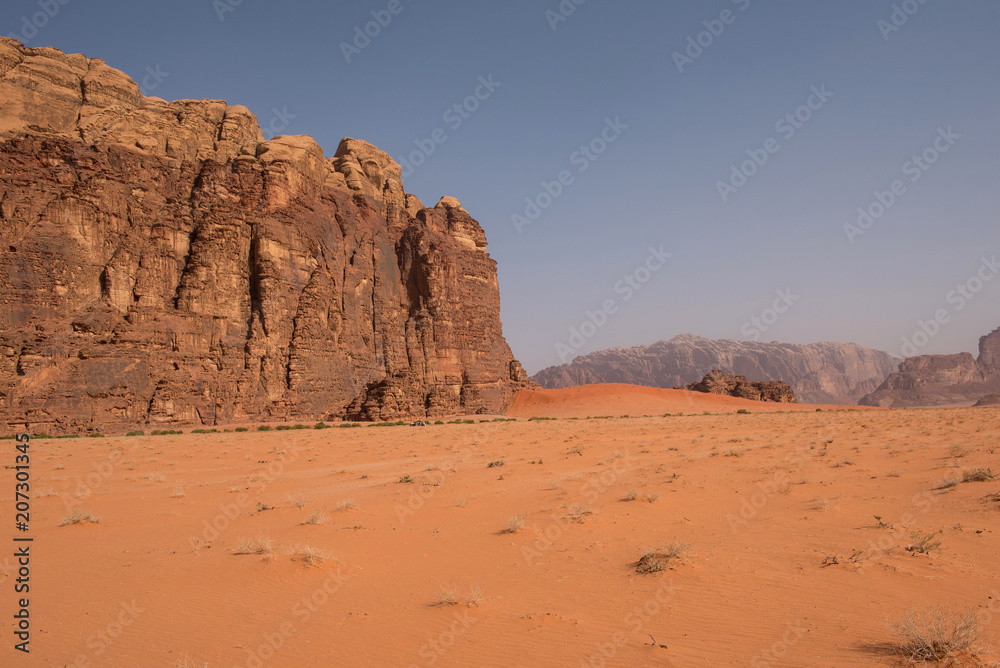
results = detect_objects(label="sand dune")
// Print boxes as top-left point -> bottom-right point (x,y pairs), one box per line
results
5,404 -> 998,666
507,383 -> 876,418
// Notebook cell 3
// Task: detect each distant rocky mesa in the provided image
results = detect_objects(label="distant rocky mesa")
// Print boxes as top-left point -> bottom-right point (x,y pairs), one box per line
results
859,327 -> 1000,407
686,370 -> 796,403
532,335 -> 897,405
0,39 -> 535,433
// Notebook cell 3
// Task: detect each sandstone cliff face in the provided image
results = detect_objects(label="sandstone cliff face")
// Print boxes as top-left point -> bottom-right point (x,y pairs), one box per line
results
859,328 -> 1000,407
0,39 -> 533,433
686,370 -> 796,403
532,335 -> 896,405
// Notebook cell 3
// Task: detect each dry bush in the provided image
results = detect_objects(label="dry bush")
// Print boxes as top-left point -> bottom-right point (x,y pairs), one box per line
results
502,514 -> 525,534
303,511 -> 328,525
336,500 -> 358,511
437,585 -> 460,606
171,486 -> 186,498
890,605 -> 981,661
293,546 -> 326,567
936,476 -> 961,490
948,445 -> 968,458
287,493 -> 306,509
466,584 -> 484,607
646,492 -> 660,503
622,489 -> 639,502
962,468 -> 995,483
455,497 -> 468,508
906,530 -> 943,554
60,509 -> 100,526
235,536 -> 272,555
634,542 -> 688,574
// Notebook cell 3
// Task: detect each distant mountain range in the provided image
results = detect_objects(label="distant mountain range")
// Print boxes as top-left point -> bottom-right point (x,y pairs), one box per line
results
531,335 -> 898,405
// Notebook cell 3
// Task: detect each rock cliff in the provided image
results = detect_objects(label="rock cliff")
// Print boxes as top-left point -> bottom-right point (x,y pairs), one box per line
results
0,39 -> 533,433
859,328 -> 1000,407
531,334 -> 896,405
685,369 -> 796,403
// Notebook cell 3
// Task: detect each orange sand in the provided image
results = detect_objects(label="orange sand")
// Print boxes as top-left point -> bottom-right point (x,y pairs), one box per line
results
3,387 -> 998,667
506,383 -> 880,418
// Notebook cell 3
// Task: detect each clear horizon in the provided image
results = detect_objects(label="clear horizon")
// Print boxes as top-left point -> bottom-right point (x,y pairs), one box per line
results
4,0 -> 998,374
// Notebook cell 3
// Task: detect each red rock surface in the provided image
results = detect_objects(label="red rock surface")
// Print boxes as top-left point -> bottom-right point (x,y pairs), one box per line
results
685,369 -> 797,403
0,39 -> 533,433
532,334 -> 896,404
860,327 -> 1000,407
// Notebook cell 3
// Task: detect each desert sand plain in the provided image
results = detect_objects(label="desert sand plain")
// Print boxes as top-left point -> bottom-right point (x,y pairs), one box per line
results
3,384 -> 998,667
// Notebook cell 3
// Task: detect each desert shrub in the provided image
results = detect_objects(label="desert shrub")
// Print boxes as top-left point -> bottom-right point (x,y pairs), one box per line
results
60,509 -> 100,526
502,514 -> 525,533
906,530 -> 943,554
339,423 -> 362,429
275,425 -> 293,431
962,468 -> 994,482
736,409 -> 750,415
303,511 -> 328,525
257,425 -> 273,432
87,432 -> 104,438
891,606 -> 981,661
487,460 -> 505,468
314,422 -> 330,430
234,536 -> 272,555
126,430 -> 145,437
234,427 -> 249,432
634,542 -> 688,574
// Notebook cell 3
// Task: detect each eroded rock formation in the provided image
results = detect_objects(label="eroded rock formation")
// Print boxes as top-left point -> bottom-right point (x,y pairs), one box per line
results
686,369 -> 797,403
532,335 -> 896,405
0,39 -> 533,433
860,328 -> 1000,407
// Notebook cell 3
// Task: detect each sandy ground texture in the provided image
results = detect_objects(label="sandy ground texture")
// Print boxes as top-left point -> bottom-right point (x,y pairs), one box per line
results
2,384 -> 999,667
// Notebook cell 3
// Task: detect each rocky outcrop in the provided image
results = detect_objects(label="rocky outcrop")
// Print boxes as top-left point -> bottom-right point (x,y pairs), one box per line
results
532,335 -> 896,405
686,370 -> 797,403
0,39 -> 534,433
860,328 -> 1000,407
973,394 -> 1000,407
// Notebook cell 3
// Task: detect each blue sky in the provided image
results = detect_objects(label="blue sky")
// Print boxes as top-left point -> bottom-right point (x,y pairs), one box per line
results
4,0 -> 999,373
